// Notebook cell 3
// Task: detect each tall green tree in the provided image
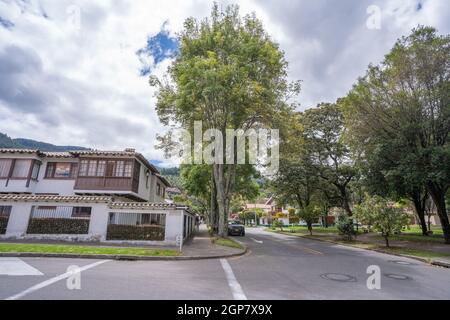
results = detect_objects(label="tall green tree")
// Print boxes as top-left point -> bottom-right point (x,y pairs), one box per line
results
151,4 -> 298,237
302,103 -> 357,216
343,26 -> 450,243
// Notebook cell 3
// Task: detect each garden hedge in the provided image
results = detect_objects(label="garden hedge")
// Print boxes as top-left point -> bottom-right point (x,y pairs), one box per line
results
27,218 -> 90,234
0,217 -> 9,234
106,224 -> 165,241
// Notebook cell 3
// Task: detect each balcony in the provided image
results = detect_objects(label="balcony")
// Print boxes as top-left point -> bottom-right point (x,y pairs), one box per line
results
74,177 -> 139,193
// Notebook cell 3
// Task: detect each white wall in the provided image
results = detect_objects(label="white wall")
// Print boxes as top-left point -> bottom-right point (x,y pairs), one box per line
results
136,160 -> 151,201
0,200 -> 194,246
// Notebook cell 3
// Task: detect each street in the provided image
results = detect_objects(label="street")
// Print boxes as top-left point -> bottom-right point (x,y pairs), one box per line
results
1,228 -> 449,300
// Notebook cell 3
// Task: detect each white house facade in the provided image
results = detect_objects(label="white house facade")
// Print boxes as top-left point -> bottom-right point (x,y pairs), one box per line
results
0,148 -> 195,245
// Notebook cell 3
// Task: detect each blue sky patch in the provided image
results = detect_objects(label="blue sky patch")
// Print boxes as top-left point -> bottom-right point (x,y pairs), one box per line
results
136,22 -> 179,76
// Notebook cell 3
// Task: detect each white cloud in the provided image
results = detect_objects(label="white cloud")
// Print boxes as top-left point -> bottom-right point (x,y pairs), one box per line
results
0,0 -> 449,164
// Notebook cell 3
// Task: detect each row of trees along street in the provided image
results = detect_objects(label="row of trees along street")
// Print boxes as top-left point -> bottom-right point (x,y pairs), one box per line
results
151,4 -> 450,244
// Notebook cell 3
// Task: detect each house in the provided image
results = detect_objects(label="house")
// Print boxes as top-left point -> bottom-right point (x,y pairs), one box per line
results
0,148 -> 195,245
244,197 -> 290,225
0,148 -> 169,202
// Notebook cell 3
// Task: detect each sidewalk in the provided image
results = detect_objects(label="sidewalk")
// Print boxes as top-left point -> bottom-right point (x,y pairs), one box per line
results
181,224 -> 245,258
0,225 -> 247,260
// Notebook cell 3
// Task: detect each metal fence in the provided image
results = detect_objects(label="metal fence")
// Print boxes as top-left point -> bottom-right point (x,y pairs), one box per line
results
107,212 -> 166,241
27,206 -> 92,235
0,206 -> 12,234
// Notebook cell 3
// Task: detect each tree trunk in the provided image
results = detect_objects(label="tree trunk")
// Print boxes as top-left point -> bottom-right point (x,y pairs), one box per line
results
214,164 -> 226,237
338,185 -> 352,216
412,196 -> 428,236
384,235 -> 389,248
427,183 -> 450,244
210,172 -> 218,234
307,222 -> 313,235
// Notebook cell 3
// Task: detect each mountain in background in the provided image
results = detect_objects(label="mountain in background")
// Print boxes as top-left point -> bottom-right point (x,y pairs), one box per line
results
0,132 -> 88,151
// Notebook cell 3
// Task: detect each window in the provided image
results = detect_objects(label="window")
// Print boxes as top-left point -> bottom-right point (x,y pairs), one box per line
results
79,160 -> 88,176
45,162 -> 76,179
72,207 -> 92,218
55,163 -> 71,178
124,161 -> 133,177
156,183 -> 161,196
88,161 -> 97,176
0,206 -> 12,217
97,161 -> 106,176
115,161 -> 124,177
77,159 -> 134,177
12,159 -> 31,178
31,161 -> 40,180
0,159 -> 12,178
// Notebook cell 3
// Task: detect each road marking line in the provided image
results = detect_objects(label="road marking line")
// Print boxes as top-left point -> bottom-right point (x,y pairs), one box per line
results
0,258 -> 43,276
220,259 -> 247,300
250,238 -> 263,244
269,238 -> 323,255
5,260 -> 110,300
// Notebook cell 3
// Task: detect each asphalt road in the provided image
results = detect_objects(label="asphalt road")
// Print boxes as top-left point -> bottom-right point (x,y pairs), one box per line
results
1,228 -> 449,300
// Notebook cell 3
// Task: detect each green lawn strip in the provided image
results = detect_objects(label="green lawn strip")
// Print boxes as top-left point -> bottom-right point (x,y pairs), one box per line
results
211,237 -> 244,249
0,243 -> 179,257
267,229 -> 450,262
375,234 -> 445,244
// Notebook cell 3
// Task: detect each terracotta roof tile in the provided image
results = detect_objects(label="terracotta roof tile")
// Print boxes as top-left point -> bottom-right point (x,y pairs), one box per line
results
0,194 -> 111,203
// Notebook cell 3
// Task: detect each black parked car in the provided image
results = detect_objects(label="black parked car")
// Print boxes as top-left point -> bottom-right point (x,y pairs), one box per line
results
228,220 -> 245,236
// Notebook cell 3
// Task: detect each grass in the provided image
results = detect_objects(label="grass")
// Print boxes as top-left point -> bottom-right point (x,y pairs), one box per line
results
382,247 -> 450,260
266,227 -> 450,262
0,243 -> 179,257
211,237 -> 244,249
377,233 -> 445,243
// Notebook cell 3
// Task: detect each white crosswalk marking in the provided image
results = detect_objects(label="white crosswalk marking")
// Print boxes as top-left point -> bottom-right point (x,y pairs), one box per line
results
0,258 -> 43,276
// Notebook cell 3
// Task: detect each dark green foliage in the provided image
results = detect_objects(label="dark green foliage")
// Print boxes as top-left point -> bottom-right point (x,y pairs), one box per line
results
0,217 -> 9,234
336,216 -> 356,241
106,224 -> 165,241
27,218 -> 90,234
0,132 -> 20,148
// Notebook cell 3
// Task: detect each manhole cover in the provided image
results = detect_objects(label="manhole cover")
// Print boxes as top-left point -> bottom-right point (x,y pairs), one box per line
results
388,260 -> 415,266
385,274 -> 412,280
320,273 -> 357,282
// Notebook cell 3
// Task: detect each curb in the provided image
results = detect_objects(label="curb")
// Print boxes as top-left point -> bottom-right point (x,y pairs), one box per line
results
269,230 -> 450,269
0,246 -> 248,261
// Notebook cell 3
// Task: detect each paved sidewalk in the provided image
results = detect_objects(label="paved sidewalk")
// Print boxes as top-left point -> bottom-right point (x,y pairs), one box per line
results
182,224 -> 245,257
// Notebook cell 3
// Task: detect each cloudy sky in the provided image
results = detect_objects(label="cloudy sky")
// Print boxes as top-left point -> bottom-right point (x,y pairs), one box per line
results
0,0 -> 449,164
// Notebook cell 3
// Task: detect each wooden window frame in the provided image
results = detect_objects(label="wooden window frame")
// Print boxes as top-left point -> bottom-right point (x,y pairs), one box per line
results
44,162 -> 78,180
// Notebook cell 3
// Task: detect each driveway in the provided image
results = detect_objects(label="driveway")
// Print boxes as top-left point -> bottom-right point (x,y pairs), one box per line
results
1,228 -> 449,300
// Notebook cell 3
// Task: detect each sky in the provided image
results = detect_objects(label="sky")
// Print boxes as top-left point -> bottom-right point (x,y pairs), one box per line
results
0,0 -> 449,165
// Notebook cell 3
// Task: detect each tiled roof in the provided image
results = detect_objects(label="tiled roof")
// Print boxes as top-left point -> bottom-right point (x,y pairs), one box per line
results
155,173 -> 171,187
42,152 -> 72,158
0,148 -> 160,174
108,202 -> 177,210
0,194 -> 111,203
0,148 -> 42,155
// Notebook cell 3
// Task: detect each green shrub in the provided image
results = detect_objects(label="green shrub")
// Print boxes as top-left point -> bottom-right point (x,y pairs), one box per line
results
106,224 -> 165,241
0,217 -> 9,234
27,218 -> 90,235
336,216 -> 356,241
